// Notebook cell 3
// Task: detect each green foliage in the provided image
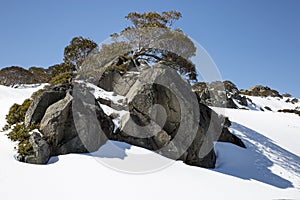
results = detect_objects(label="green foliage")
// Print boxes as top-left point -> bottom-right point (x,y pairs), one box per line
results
18,139 -> 34,157
0,66 -> 46,86
64,36 -> 98,70
7,123 -> 30,142
125,11 -> 182,29
4,99 -> 32,128
104,11 -> 197,83
3,96 -> 40,158
240,86 -> 282,97
49,72 -> 72,85
31,88 -> 46,100
104,61 -> 129,74
6,123 -> 39,157
28,67 -> 51,83
48,63 -> 74,78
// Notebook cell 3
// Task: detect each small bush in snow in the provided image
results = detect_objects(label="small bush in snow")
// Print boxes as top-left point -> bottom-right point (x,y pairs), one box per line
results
278,109 -> 300,117
4,99 -> 32,130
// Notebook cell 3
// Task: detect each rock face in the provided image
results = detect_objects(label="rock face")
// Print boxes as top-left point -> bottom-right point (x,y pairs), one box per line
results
25,83 -> 70,126
193,80 -> 248,108
23,83 -> 114,164
40,88 -> 113,156
97,57 -> 140,96
22,59 -> 245,168
22,132 -> 51,164
98,69 -> 139,96
111,64 -> 245,168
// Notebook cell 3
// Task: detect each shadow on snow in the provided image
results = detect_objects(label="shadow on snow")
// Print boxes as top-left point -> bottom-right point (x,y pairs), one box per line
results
213,122 -> 300,189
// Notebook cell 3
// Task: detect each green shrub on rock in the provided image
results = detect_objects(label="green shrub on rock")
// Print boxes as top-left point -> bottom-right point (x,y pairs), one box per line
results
49,72 -> 73,85
18,139 -> 34,158
3,96 -> 40,159
6,123 -> 39,158
6,123 -> 30,142
31,88 -> 46,100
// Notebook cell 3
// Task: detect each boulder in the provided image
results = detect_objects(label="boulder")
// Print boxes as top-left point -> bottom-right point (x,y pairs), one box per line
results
22,132 -> 51,164
25,83 -> 70,126
117,63 -> 220,167
193,80 -> 248,108
240,85 -> 282,97
39,85 -> 114,156
97,70 -> 139,97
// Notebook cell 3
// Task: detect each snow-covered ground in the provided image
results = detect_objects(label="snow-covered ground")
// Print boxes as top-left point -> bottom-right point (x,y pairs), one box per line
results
234,95 -> 300,111
0,85 -> 299,200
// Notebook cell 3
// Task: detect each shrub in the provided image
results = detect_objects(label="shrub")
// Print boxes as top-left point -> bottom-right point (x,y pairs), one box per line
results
49,72 -> 73,85
18,139 -> 33,158
6,123 -> 39,157
3,97 -> 39,158
104,63 -> 128,74
291,98 -> 299,104
264,106 -> 272,111
31,88 -> 46,100
7,123 -> 30,142
282,93 -> 292,98
4,99 -> 32,129
278,109 -> 300,117
6,123 -> 39,142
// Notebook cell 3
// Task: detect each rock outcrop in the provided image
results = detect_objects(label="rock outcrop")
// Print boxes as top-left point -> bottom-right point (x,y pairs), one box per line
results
193,80 -> 247,109
23,82 -> 114,163
22,132 -> 51,164
22,59 -> 245,168
108,64 -> 245,168
240,85 -> 282,97
25,83 -> 70,126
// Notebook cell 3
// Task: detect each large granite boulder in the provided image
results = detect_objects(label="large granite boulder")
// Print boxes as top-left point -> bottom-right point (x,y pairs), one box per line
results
25,83 -> 70,126
39,86 -> 114,156
22,82 -> 114,164
97,57 -> 140,96
113,64 -> 245,168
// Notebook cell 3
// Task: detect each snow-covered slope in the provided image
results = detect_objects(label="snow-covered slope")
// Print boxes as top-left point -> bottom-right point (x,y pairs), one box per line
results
0,85 -> 299,200
233,95 -> 300,112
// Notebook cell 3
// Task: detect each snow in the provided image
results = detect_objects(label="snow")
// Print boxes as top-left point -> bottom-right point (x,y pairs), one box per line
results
79,81 -> 127,106
99,103 -> 129,132
243,95 -> 300,111
0,84 -> 46,128
0,85 -> 299,199
76,81 -> 129,131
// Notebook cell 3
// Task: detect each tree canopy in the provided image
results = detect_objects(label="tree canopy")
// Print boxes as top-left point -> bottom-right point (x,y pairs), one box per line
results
86,11 -> 197,82
64,36 -> 98,70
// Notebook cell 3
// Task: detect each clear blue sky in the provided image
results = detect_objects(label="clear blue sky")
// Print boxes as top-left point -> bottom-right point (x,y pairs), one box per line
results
0,0 -> 299,97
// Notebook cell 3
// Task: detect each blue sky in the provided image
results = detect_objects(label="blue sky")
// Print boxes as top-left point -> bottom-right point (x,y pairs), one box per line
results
0,0 -> 299,97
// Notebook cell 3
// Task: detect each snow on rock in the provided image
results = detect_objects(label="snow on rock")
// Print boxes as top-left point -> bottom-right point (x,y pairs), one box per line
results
76,81 -> 129,132
81,81 -> 127,106
99,103 -> 129,132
